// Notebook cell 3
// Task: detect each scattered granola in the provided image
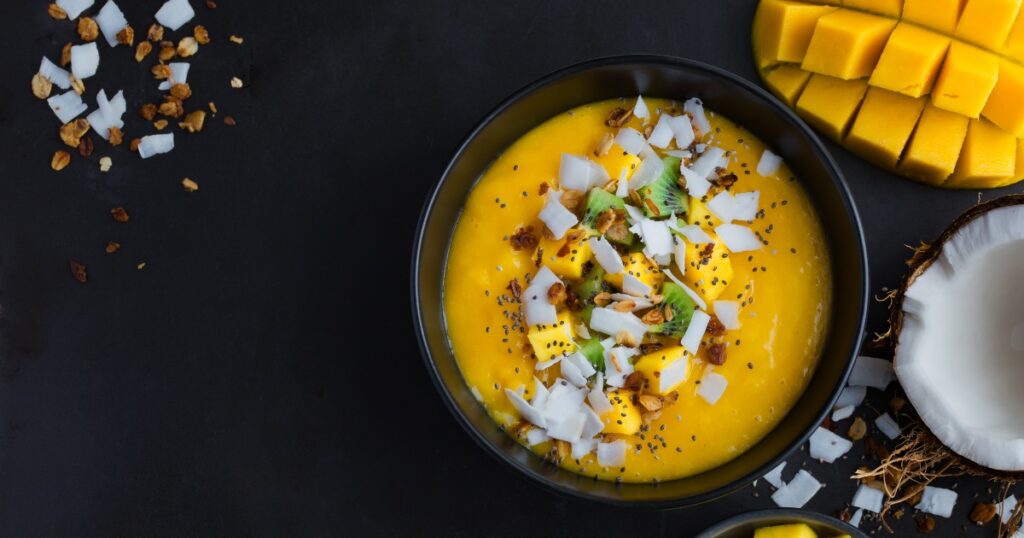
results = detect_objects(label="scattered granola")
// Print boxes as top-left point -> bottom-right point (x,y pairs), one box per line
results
223,115 -> 236,126
969,502 -> 997,525
61,43 -> 72,66
135,41 -> 153,62
169,82 -> 192,100
229,35 -> 244,44
605,107 -> 632,128
111,207 -> 130,223
177,36 -> 199,57
158,98 -> 184,118
159,43 -> 177,61
32,73 -> 53,99
230,76 -> 243,88
194,25 -> 210,45
48,3 -> 68,20
51,150 -> 71,171
181,177 -> 199,192
152,63 -> 172,80
140,103 -> 158,121
105,241 -> 121,254
59,118 -> 91,148
99,156 -> 113,172
208,101 -> 217,114
70,76 -> 85,95
148,23 -> 165,41
77,17 -> 99,42
78,136 -> 94,157
116,26 -> 135,46
153,119 -> 169,130
69,260 -> 88,283
108,126 -> 123,146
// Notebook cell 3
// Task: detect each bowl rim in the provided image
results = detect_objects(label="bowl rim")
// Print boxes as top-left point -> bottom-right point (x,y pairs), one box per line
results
695,508 -> 869,537
410,54 -> 869,508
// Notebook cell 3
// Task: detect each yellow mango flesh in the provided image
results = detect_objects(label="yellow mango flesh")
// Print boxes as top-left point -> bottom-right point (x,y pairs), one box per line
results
845,87 -> 926,168
801,9 -> 896,79
534,232 -> 592,280
595,147 -> 641,181
898,103 -> 970,184
869,23 -> 950,98
633,346 -> 690,395
795,74 -> 869,141
601,390 -> 641,435
753,0 -> 839,67
526,312 -> 575,362
754,524 -> 818,538
604,251 -> 664,289
681,231 -> 734,304
752,0 -> 1024,188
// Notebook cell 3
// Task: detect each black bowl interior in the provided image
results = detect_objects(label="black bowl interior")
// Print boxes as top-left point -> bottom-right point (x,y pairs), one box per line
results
696,509 -> 868,538
412,56 -> 868,507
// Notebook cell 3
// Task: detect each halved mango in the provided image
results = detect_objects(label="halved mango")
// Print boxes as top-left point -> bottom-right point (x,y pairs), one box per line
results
845,87 -> 926,168
844,0 -> 903,17
982,60 -> 1024,138
753,0 -> 839,67
954,0 -> 1022,50
802,9 -> 897,79
948,118 -> 1017,188
898,103 -> 970,184
902,0 -> 967,33
762,64 -> 814,106
869,23 -> 950,98
795,74 -> 869,141
931,41 -> 998,119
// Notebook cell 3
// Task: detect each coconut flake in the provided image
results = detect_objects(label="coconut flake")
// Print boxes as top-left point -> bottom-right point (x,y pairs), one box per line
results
680,165 -> 712,198
851,484 -> 885,513
526,428 -> 550,446
95,0 -> 128,47
559,153 -> 599,191
732,192 -> 760,222
916,486 -> 958,518
548,409 -> 586,442
505,388 -> 546,428
597,440 -> 627,467
771,470 -> 822,508
639,219 -> 673,257
138,134 -> 176,160
70,43 -> 100,80
56,0 -> 95,19
523,301 -> 557,328
757,149 -> 783,177
706,191 -> 735,222
666,114 -> 695,149
572,438 -> 598,459
809,426 -> 853,463
614,127 -> 647,156
158,62 -> 191,90
658,356 -> 689,393
665,149 -> 692,159
589,236 -> 625,274
999,495 -> 1019,523
831,405 -> 855,421
875,413 -> 901,440
633,95 -> 649,121
39,57 -> 72,90
588,375 -> 613,415
691,146 -> 726,179
849,508 -> 864,527
849,356 -> 894,390
713,301 -> 741,330
603,346 -> 638,387
541,385 -> 587,427
715,224 -> 762,253
566,352 -> 596,378
664,269 -> 708,311
681,310 -> 710,354
697,370 -> 727,405
630,156 -> 665,190
47,91 -> 88,124
539,191 -> 578,240
834,386 -> 867,409
590,308 -> 647,344
764,462 -> 786,489
560,358 -> 588,388
580,405 -> 604,440
622,274 -> 652,297
535,357 -> 561,372
88,89 -> 126,139
647,114 -> 675,149
155,0 -> 195,31
684,98 -> 711,136
677,224 -> 713,245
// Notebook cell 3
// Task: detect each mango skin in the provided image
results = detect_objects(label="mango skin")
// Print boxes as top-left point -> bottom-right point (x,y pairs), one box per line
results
751,0 -> 1024,189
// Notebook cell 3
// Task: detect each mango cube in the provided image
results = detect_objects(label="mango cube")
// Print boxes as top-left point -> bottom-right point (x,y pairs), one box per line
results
1016,138 -> 1024,182
1003,10 -> 1024,62
869,24 -> 950,98
982,60 -> 1024,138
846,87 -> 926,169
762,64 -> 814,106
753,523 -> 818,538
753,0 -> 839,67
604,252 -> 664,289
795,74 -> 869,141
801,9 -> 896,80
898,103 -> 970,185
633,347 -> 690,395
843,0 -> 903,17
594,147 -> 641,182
535,233 -> 592,280
955,0 -> 1023,51
902,0 -> 967,33
601,389 -> 642,435
682,231 -> 734,304
527,311 -> 575,362
948,118 -> 1017,188
931,42 -> 998,119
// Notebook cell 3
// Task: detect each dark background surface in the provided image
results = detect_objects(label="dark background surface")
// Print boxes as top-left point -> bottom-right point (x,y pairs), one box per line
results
0,0 -> 1016,536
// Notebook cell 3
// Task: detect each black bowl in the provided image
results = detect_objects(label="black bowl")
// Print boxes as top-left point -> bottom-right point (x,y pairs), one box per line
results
411,56 -> 868,507
697,509 -> 868,537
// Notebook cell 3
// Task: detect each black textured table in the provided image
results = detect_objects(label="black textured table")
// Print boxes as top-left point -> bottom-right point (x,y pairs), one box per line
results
0,0 -> 1014,536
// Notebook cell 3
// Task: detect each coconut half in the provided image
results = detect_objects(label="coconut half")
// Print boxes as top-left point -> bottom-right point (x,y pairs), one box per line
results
893,195 -> 1024,474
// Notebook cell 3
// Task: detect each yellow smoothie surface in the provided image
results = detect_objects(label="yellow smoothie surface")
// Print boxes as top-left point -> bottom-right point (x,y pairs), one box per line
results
444,97 -> 832,483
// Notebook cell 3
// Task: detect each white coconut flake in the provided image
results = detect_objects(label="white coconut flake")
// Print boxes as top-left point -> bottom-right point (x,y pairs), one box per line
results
566,352 -> 596,378
697,370 -> 728,405
95,0 -> 128,47
56,0 -> 95,19
665,149 -> 692,159
597,440 -> 627,467
716,224 -> 762,253
70,43 -> 100,80
155,0 -> 196,31
691,146 -> 726,179
572,438 -> 597,459
680,165 -> 713,198
681,310 -> 710,354
849,508 -> 864,527
580,405 -> 604,440
658,356 -> 689,393
850,356 -> 894,390
589,236 -> 625,274
684,98 -> 711,136
630,156 -> 665,190
526,428 -> 550,446
665,269 -> 708,311
647,114 -> 675,149
138,133 -> 176,160
590,308 -> 647,344
505,388 -> 546,428
158,62 -> 191,91
523,301 -> 557,328
678,224 -> 713,245
535,356 -> 561,371
548,410 -> 586,442
633,95 -> 649,121
47,91 -> 88,124
541,385 -> 587,427
560,358 -> 588,388
666,114 -> 695,149
713,301 -> 741,330
834,386 -> 867,410
588,377 -> 613,415
622,274 -> 652,297
809,426 -> 853,463
614,127 -> 647,156
771,470 -> 822,508
757,149 -> 783,177
916,486 -> 958,518
999,495 -> 1019,523
603,347 -> 638,387
706,191 -> 735,222
539,191 -> 578,240
39,57 -> 72,90
558,153 -> 604,192
875,413 -> 901,440
639,219 -> 673,257
732,191 -> 760,222
831,405 -> 855,421
764,462 -> 786,489
851,484 -> 885,513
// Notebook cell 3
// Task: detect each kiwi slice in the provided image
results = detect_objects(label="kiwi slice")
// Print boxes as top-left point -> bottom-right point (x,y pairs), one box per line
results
581,189 -> 626,227
648,282 -> 696,339
637,156 -> 689,219
574,263 -> 607,324
578,337 -> 605,372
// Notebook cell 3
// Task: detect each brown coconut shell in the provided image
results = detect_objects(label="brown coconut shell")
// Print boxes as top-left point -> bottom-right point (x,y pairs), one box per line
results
887,193 -> 1024,481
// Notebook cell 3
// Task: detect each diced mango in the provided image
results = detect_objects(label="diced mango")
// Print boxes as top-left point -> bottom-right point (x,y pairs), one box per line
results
633,347 -> 690,395
1004,9 -> 1024,62
955,0 -> 1023,50
869,23 -> 950,98
947,118 -> 1017,188
845,87 -> 926,168
687,197 -> 722,228
795,74 -> 870,141
594,147 -> 641,182
601,389 -> 642,435
902,0 -> 967,33
535,232 -> 593,280
801,9 -> 896,80
898,103 -> 970,184
762,64 -> 814,106
753,0 -> 839,67
931,41 -> 998,119
682,232 -> 734,304
526,311 -> 575,362
753,523 -> 818,538
843,0 -> 903,17
982,60 -> 1024,138
604,252 -> 664,289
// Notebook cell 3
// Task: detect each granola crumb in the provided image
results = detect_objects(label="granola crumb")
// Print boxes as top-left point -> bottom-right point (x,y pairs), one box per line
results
158,44 -> 176,61
206,0 -> 217,7
208,102 -> 218,114
130,138 -> 141,152
77,136 -> 94,157
194,25 -> 210,45
181,177 -> 199,192
153,119 -> 169,130
229,35 -> 244,44
51,150 -> 71,171
69,260 -> 88,283
135,41 -> 153,62
48,3 -> 68,19
152,64 -> 172,80
177,37 -> 199,58
99,156 -> 113,172
223,116 -> 237,126
169,82 -> 192,100
61,43 -> 72,66
70,76 -> 85,95
140,103 -> 158,121
32,73 -> 52,99
111,207 -> 130,223
116,25 -> 135,46
105,241 -> 121,254
136,262 -> 146,270
108,126 -> 123,146
230,77 -> 244,89
147,23 -> 165,42
77,17 -> 99,41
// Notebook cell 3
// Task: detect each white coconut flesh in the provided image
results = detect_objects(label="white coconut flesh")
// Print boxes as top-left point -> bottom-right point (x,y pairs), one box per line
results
896,204 -> 1024,471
